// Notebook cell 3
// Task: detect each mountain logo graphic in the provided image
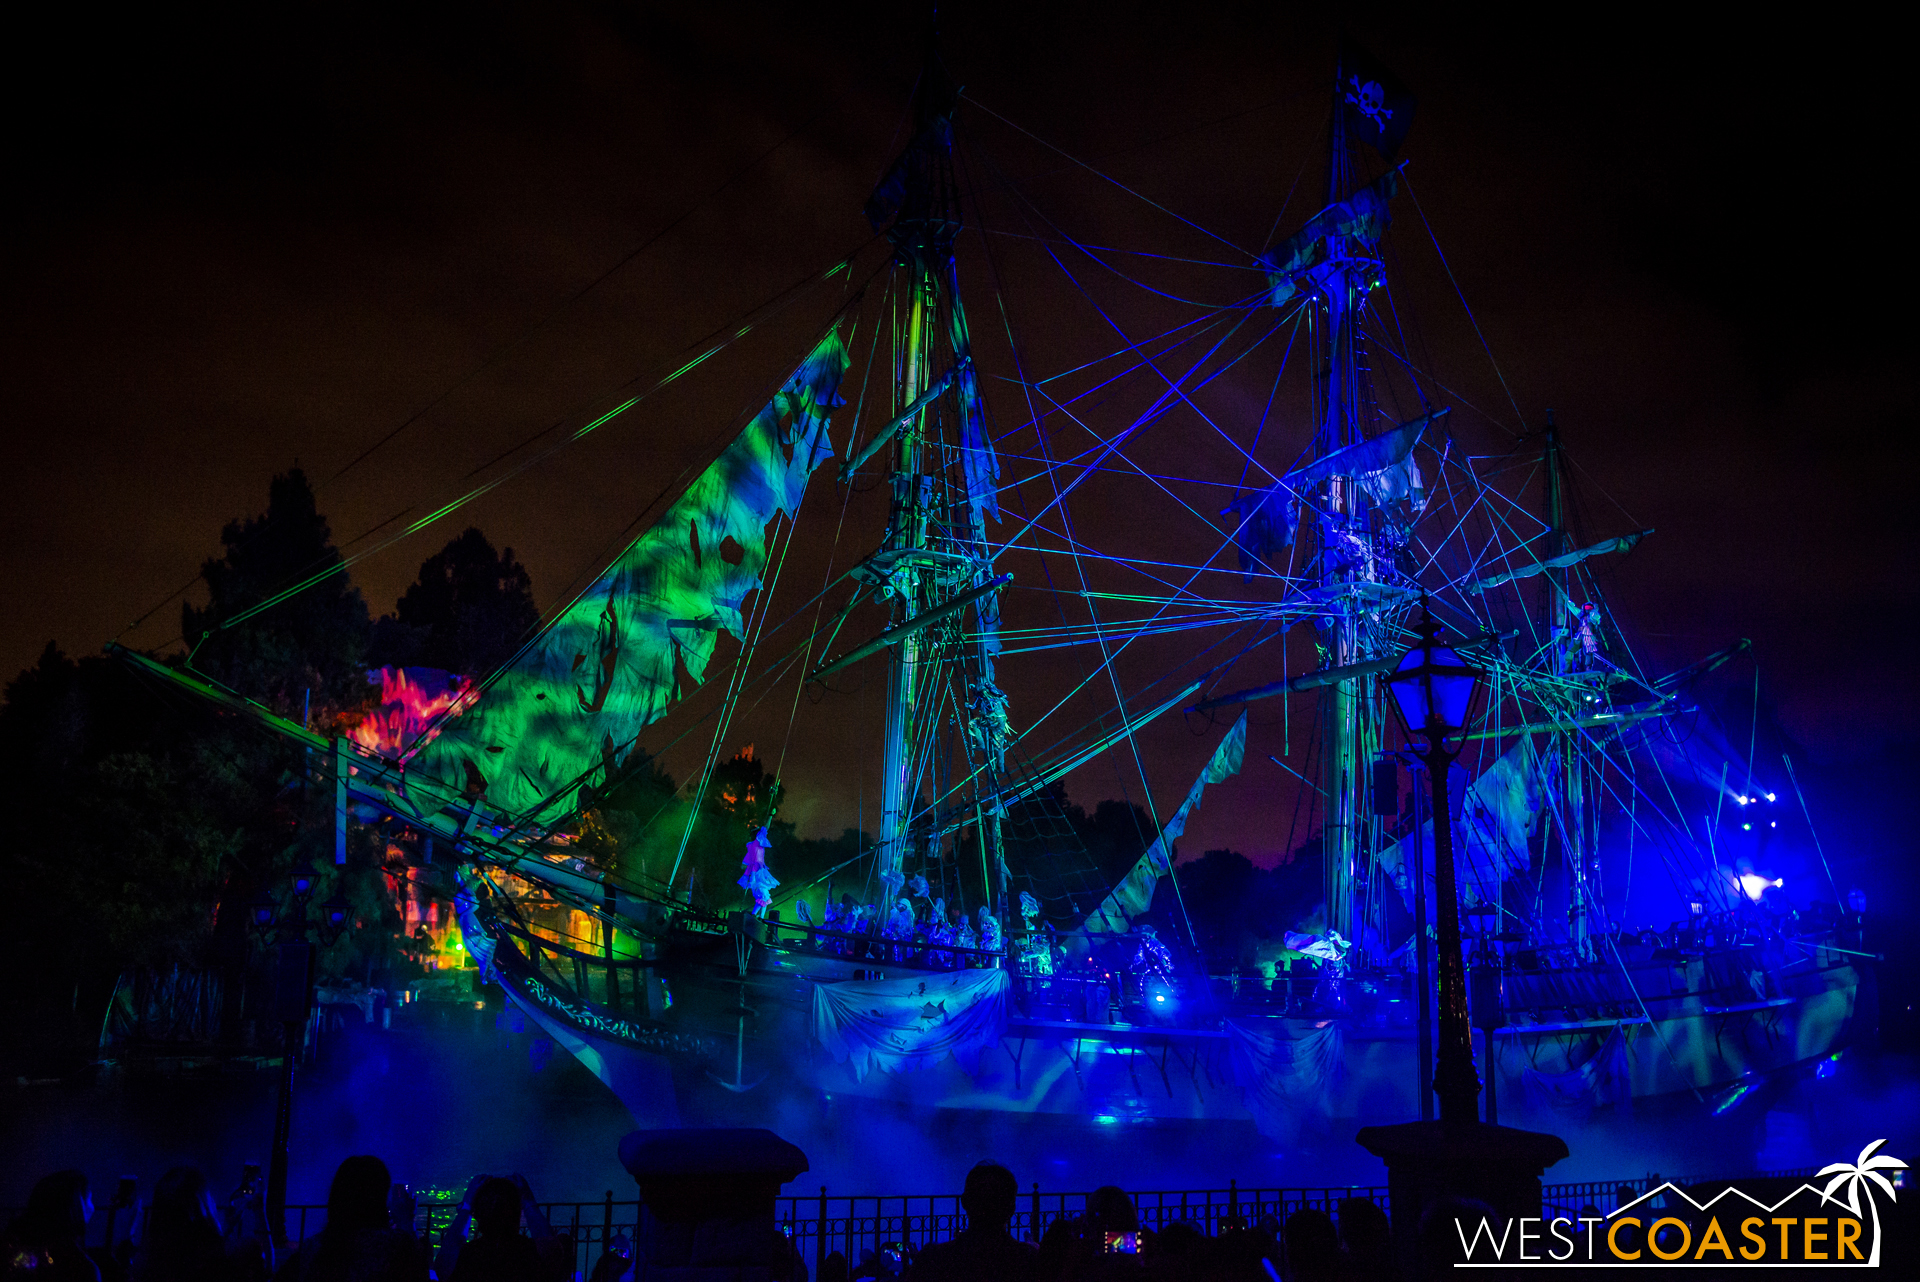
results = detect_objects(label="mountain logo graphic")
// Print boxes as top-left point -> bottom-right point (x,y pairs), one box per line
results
1448,1140 -> 1907,1267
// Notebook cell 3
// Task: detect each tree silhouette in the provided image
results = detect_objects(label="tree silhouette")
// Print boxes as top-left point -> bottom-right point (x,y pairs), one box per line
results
369,526 -> 538,678
181,466 -> 370,716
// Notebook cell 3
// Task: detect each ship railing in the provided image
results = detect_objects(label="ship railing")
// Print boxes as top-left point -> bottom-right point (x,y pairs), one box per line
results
485,915 -> 655,1016
752,912 -> 1008,971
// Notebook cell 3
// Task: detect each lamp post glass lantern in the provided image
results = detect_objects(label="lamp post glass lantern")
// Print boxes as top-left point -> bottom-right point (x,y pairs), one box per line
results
290,860 -> 319,902
1387,613 -> 1482,745
1388,606 -> 1486,1126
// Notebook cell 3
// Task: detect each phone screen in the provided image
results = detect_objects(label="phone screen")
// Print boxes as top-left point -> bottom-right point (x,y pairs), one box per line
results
1104,1230 -> 1138,1254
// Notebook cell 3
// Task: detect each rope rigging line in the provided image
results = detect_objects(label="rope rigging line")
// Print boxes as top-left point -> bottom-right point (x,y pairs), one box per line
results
188,245 -> 883,651
318,100 -> 848,493
960,94 -> 1259,258
1400,174 -> 1526,438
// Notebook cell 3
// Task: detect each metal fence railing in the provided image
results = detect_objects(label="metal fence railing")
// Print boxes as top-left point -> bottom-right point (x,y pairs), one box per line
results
268,1169 -> 1819,1278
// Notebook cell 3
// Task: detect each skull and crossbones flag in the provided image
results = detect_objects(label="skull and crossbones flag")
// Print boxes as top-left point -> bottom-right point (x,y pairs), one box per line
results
1338,38 -> 1416,160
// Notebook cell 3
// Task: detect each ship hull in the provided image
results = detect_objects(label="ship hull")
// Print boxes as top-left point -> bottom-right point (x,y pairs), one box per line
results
465,892 -> 1863,1135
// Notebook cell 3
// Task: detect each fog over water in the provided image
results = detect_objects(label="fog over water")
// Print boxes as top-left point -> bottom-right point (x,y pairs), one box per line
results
7,1015 -> 1915,1213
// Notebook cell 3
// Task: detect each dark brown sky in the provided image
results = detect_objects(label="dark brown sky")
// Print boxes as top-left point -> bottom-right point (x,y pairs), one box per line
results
2,3 -> 1911,861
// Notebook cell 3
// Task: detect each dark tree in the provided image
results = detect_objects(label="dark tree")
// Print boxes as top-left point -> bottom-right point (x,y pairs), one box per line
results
181,466 -> 371,716
369,527 -> 538,678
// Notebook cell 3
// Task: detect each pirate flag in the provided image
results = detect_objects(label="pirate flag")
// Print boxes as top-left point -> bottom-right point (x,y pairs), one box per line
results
1338,39 -> 1416,161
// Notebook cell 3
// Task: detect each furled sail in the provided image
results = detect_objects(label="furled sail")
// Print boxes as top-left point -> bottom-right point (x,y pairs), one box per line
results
403,333 -> 850,819
1463,530 -> 1650,595
1377,734 -> 1546,909
1079,712 -> 1247,936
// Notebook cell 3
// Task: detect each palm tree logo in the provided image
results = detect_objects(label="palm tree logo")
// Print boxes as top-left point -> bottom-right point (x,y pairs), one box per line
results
1817,1139 -> 1907,1266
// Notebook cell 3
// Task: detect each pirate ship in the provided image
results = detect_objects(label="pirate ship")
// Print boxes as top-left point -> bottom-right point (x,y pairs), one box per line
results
117,38 -> 1864,1138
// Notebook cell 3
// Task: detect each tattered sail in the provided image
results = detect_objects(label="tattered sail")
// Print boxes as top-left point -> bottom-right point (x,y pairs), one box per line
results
1222,412 -> 1431,579
403,333 -> 850,819
1261,169 -> 1400,308
1080,712 -> 1247,936
946,272 -> 1000,531
1377,734 -> 1547,909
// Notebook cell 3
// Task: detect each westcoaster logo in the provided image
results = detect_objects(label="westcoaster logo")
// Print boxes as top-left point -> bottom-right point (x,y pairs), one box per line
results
1452,1140 -> 1907,1267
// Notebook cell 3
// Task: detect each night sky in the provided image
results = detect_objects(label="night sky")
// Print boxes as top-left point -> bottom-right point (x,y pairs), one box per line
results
3,4 -> 1912,875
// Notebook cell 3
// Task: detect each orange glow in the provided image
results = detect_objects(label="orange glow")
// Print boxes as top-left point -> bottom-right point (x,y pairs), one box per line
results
349,667 -> 476,759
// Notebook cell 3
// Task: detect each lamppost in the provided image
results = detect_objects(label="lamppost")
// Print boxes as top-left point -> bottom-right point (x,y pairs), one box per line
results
1360,603 -> 1568,1276
1384,604 -> 1485,1126
249,860 -> 351,1247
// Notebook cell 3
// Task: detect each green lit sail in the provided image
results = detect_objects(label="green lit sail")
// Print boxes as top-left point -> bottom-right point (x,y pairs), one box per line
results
406,332 -> 850,820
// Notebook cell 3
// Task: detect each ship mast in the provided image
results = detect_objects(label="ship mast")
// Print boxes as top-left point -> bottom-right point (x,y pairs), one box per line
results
875,148 -> 944,906
1317,70 -> 1364,949
870,41 -> 1008,909
1544,413 -> 1594,959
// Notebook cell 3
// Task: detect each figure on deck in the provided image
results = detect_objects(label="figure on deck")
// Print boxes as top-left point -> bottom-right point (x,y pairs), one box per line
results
955,910 -> 979,966
976,906 -> 1002,966
883,898 -> 915,963
929,900 -> 957,968
1014,891 -> 1053,976
1129,925 -> 1174,980
737,826 -> 778,917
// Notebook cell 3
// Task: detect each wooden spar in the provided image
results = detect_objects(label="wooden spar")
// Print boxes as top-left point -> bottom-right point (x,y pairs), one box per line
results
809,574 -> 1011,681
1187,629 -> 1512,713
838,358 -> 967,481
1456,703 -> 1671,741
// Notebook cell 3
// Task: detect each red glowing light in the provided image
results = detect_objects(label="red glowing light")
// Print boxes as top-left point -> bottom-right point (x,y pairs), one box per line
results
349,667 -> 476,759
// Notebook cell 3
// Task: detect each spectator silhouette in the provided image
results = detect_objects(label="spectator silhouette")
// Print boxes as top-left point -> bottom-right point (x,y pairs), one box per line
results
270,1156 -> 425,1282
1035,1186 -> 1141,1279
1336,1197 -> 1391,1281
584,1231 -> 632,1282
130,1167 -> 234,1282
449,1179 -> 542,1282
3,1170 -> 101,1281
910,1162 -> 1039,1281
1280,1208 -> 1339,1282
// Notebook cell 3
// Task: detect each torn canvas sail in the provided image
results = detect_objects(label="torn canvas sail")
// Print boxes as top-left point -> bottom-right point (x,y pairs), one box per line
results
1262,169 -> 1401,307
1080,712 -> 1247,936
812,969 -> 1010,1079
1221,486 -> 1299,580
403,333 -> 849,819
1223,412 -> 1432,578
1378,735 -> 1547,909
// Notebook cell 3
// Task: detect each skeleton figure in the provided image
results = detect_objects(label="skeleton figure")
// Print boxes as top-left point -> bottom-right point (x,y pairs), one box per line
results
956,915 -> 979,965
